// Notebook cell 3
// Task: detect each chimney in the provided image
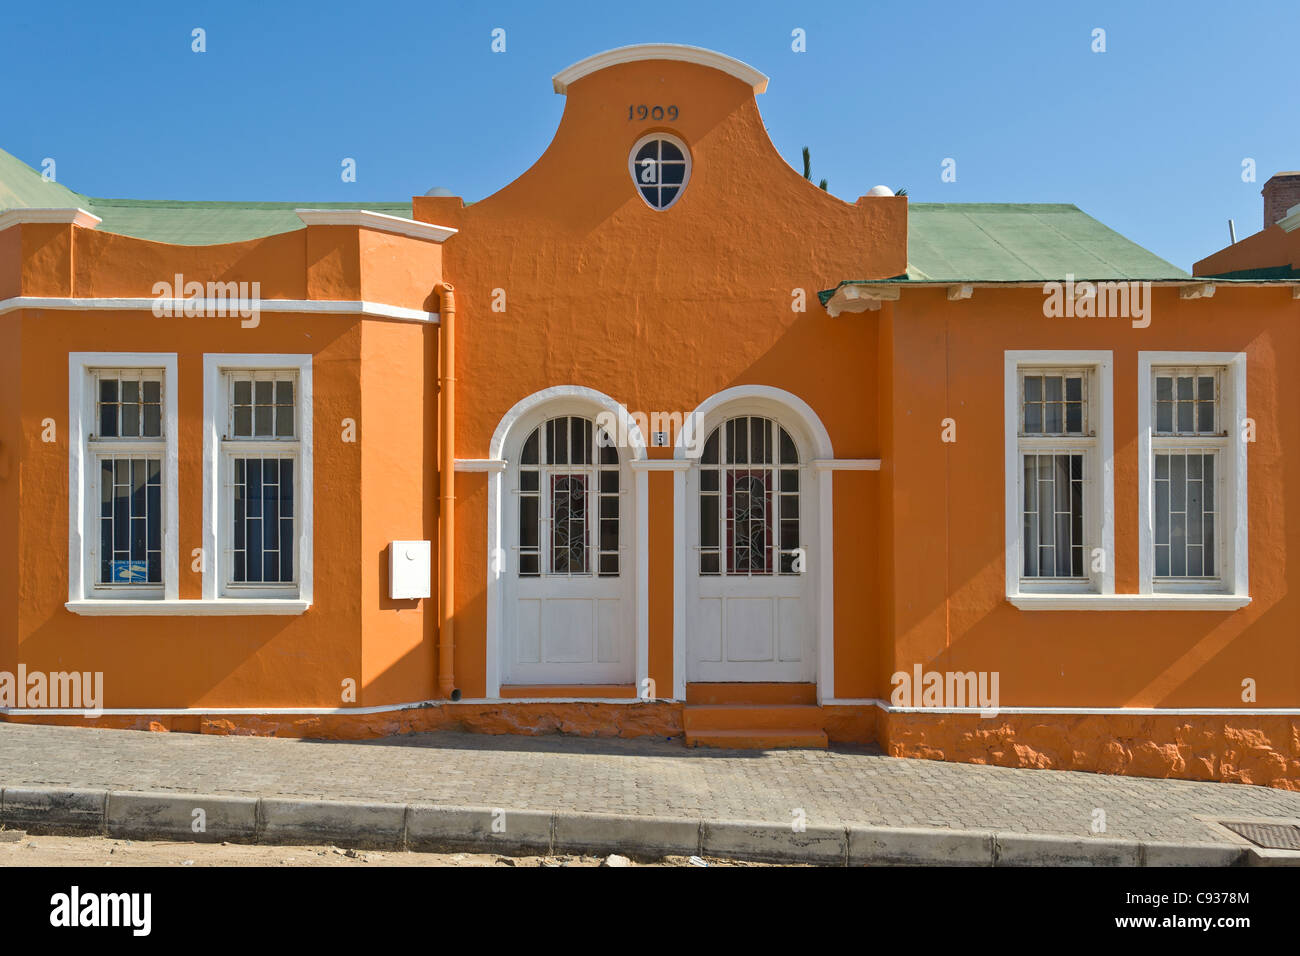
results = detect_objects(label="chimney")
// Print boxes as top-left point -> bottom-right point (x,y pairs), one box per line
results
1262,171 -> 1300,228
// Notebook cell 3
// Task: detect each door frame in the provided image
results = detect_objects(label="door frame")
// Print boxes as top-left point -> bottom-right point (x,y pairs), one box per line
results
672,385 -> 836,701
484,386 -> 649,698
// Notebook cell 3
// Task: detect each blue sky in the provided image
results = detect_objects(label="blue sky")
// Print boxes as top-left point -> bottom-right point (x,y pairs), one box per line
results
3,0 -> 1297,270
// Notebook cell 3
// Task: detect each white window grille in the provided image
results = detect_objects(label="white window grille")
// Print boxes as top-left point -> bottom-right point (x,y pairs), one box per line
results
698,416 -> 800,577
517,415 -> 620,577
629,133 -> 691,210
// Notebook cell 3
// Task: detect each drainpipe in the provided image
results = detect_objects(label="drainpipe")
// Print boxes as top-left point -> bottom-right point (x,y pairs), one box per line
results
436,282 -> 461,701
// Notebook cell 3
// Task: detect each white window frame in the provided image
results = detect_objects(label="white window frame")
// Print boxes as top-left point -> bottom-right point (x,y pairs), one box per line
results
67,352 -> 180,604
1138,352 -> 1247,598
1004,351 -> 1114,601
203,354 -> 313,605
628,132 -> 692,211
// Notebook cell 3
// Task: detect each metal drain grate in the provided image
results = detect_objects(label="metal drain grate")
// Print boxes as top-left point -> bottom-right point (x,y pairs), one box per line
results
1222,822 -> 1300,850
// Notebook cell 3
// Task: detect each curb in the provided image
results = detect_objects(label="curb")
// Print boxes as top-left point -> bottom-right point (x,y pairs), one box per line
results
0,785 -> 1291,867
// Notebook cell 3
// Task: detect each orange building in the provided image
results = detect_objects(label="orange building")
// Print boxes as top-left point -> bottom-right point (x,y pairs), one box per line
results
2,45 -> 1298,789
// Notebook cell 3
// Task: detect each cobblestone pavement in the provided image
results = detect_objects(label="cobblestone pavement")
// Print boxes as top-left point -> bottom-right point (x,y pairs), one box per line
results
2,724 -> 1298,844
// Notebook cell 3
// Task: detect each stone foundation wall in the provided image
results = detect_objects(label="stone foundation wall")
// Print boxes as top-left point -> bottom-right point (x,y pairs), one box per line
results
880,712 -> 1300,791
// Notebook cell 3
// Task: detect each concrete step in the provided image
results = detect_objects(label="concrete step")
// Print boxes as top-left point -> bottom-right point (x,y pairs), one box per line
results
685,682 -> 817,706
683,705 -> 824,732
684,728 -> 829,750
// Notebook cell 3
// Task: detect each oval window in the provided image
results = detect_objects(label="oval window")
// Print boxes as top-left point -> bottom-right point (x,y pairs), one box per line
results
629,133 -> 691,210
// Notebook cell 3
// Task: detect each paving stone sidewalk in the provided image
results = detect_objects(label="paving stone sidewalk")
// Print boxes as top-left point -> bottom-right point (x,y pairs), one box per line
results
1,724 -> 1298,845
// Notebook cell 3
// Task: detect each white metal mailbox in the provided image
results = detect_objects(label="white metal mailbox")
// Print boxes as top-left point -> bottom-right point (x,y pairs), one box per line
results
389,540 -> 431,600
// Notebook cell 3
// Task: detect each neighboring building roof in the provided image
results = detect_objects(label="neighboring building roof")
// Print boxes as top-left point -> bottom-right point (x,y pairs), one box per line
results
0,148 -> 410,246
818,202 -> 1192,305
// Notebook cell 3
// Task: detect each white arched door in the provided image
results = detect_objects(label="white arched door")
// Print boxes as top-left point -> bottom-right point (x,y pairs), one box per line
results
686,414 -> 815,682
503,414 -> 634,684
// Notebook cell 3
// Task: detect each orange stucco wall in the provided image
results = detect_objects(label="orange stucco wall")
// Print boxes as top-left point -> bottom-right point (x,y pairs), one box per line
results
881,286 -> 1299,709
2,52 -> 1299,790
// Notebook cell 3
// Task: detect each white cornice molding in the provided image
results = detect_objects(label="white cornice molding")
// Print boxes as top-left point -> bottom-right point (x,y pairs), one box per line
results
0,207 -> 102,232
811,459 -> 881,471
553,43 -> 769,94
0,296 -> 438,324
1009,594 -> 1251,611
629,458 -> 692,471
1278,203 -> 1300,232
454,458 -> 508,473
295,208 -> 458,243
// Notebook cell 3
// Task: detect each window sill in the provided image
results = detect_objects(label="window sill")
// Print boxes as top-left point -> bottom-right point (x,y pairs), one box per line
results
66,599 -> 310,616
1009,594 -> 1251,611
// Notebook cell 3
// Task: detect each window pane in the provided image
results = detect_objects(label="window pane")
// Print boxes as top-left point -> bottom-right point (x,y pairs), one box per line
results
1024,375 -> 1042,402
519,496 -> 538,549
1065,403 -> 1082,434
98,456 -> 162,585
1024,403 -> 1042,434
275,404 -> 294,437
1155,403 -> 1172,433
778,428 -> 798,464
700,494 -> 719,549
1197,401 -> 1214,433
1044,402 -> 1062,434
701,429 -> 719,464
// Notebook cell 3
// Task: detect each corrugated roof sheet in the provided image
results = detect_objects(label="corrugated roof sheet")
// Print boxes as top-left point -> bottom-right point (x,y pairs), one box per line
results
80,198 -> 413,245
818,203 -> 1191,304
904,203 -> 1190,282
0,148 -> 410,245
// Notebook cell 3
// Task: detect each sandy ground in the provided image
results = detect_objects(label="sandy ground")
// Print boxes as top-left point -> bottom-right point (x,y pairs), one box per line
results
0,831 -> 768,867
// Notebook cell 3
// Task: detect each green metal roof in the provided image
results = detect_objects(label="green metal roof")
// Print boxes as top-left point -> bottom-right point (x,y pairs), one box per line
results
79,198 -> 413,245
0,147 -> 84,209
820,203 -> 1191,304
0,148 -> 411,245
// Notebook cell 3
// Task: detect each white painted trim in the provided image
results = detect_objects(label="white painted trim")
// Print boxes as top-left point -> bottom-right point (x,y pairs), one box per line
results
675,385 -> 834,697
817,467 -> 835,702
1009,594 -> 1251,611
1004,351 -> 1114,601
1280,204 -> 1300,232
635,468 -> 650,695
674,385 -> 833,460
490,386 -> 648,461
10,696 -> 1293,718
822,699 -> 1300,716
672,467 -> 687,700
0,207 -> 101,231
0,697 -> 669,716
1137,351 -> 1248,599
629,458 -> 691,471
455,458 -> 507,473
811,458 -> 880,471
552,43 -> 769,94
68,353 -> 180,604
294,208 -> 457,243
628,132 -> 692,211
0,297 -> 438,324
485,387 -> 649,698
66,599 -> 310,616
202,354 -> 313,608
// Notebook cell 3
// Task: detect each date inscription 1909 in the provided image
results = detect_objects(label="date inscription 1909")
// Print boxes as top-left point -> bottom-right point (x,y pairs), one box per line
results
628,104 -> 679,121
